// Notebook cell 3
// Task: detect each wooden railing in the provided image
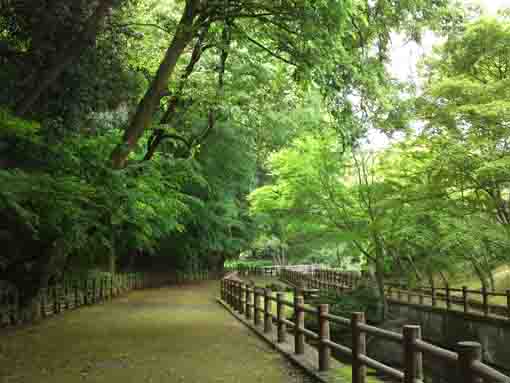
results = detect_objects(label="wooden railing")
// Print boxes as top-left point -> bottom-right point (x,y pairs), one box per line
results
384,282 -> 510,319
282,268 -> 510,322
220,277 -> 510,383
0,273 -> 146,327
225,264 -> 320,277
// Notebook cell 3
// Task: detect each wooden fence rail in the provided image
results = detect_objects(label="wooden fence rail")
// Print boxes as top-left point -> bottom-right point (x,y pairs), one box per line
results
0,273 -> 146,327
225,264 -> 320,277
281,268 -> 510,322
220,276 -> 510,383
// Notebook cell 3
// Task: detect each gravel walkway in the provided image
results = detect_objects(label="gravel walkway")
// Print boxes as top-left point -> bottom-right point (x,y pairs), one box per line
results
0,282 -> 315,383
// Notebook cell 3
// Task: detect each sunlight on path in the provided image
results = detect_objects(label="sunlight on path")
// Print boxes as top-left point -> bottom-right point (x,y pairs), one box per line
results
0,282 -> 312,383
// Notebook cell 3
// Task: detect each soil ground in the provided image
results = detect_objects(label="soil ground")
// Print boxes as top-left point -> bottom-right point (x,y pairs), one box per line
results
0,282 -> 315,383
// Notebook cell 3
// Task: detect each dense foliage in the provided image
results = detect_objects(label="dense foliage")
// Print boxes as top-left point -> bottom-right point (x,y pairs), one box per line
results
249,13 -> 510,316
2,0 -> 503,316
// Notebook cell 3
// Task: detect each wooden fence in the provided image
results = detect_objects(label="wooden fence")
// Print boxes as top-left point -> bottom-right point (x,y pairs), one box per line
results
0,273 -> 145,327
225,264 -> 320,277
221,276 -> 510,383
282,268 -> 510,322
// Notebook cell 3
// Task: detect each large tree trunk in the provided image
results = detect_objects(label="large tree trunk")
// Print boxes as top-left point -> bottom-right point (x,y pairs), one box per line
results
15,0 -> 115,116
111,0 -> 201,168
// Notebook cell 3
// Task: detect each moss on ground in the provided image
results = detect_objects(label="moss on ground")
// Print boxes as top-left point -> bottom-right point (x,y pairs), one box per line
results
0,282 -> 315,383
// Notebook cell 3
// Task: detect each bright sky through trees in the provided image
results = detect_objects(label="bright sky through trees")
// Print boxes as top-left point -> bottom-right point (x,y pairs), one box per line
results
366,0 -> 510,150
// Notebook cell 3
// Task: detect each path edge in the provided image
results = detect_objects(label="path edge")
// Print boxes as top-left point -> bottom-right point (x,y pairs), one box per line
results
216,297 -> 347,383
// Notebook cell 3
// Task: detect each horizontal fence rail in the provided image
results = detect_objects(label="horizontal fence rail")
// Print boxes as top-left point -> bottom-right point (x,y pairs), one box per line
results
0,273 -> 146,328
220,276 -> 510,383
280,267 -> 510,322
1,269 -> 218,329
225,264 -> 321,277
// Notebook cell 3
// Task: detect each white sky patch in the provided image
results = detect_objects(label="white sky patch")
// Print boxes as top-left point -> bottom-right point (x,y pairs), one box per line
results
363,0 -> 510,150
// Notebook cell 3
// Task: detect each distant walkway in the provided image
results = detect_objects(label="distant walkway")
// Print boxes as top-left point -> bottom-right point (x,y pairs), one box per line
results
0,282 -> 311,383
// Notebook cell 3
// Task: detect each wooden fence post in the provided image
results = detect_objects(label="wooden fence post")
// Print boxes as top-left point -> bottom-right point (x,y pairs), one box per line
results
12,290 -> 19,324
431,285 -> 437,307
403,325 -> 423,383
74,282 -> 79,308
245,286 -> 252,320
318,304 -> 330,371
233,281 -> 239,310
52,287 -> 58,314
276,292 -> 286,343
100,278 -> 104,302
64,281 -> 70,310
445,284 -> 451,310
40,289 -> 46,318
239,284 -> 245,315
230,280 -> 234,306
507,290 -> 510,319
254,288 -> 262,326
457,341 -> 483,383
351,312 -> 366,383
482,287 -> 489,316
463,286 -> 468,313
264,288 -> 273,333
294,295 -> 305,355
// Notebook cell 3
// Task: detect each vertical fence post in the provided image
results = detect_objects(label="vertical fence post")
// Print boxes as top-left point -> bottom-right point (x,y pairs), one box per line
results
64,281 -> 70,310
403,325 -> 423,383
277,292 -> 286,343
294,295 -> 305,355
245,286 -> 252,320
482,287 -> 489,316
74,281 -> 79,308
12,290 -> 19,324
220,279 -> 225,301
254,288 -> 262,326
230,280 -> 234,306
237,282 -> 243,312
463,286 -> 468,313
40,288 -> 46,318
100,278 -> 104,302
318,304 -> 330,371
351,312 -> 366,383
264,288 -> 273,333
52,287 -> 58,314
239,284 -> 245,315
457,342 -> 483,383
233,281 -> 239,311
419,286 -> 424,305
431,284 -> 437,307
445,284 -> 451,310
506,290 -> 510,319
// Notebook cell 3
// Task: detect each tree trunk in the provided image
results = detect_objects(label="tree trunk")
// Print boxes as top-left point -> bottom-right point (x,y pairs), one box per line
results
111,1 -> 200,168
472,261 -> 488,291
15,0 -> 115,116
374,255 -> 387,321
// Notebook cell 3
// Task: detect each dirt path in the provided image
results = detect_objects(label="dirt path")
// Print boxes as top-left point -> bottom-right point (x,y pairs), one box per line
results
0,282 -> 313,383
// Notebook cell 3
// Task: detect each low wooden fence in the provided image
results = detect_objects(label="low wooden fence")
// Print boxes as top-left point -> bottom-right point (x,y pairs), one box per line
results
384,282 -> 510,319
0,273 -> 145,327
282,268 -> 510,322
220,277 -> 510,383
226,264 -> 321,277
